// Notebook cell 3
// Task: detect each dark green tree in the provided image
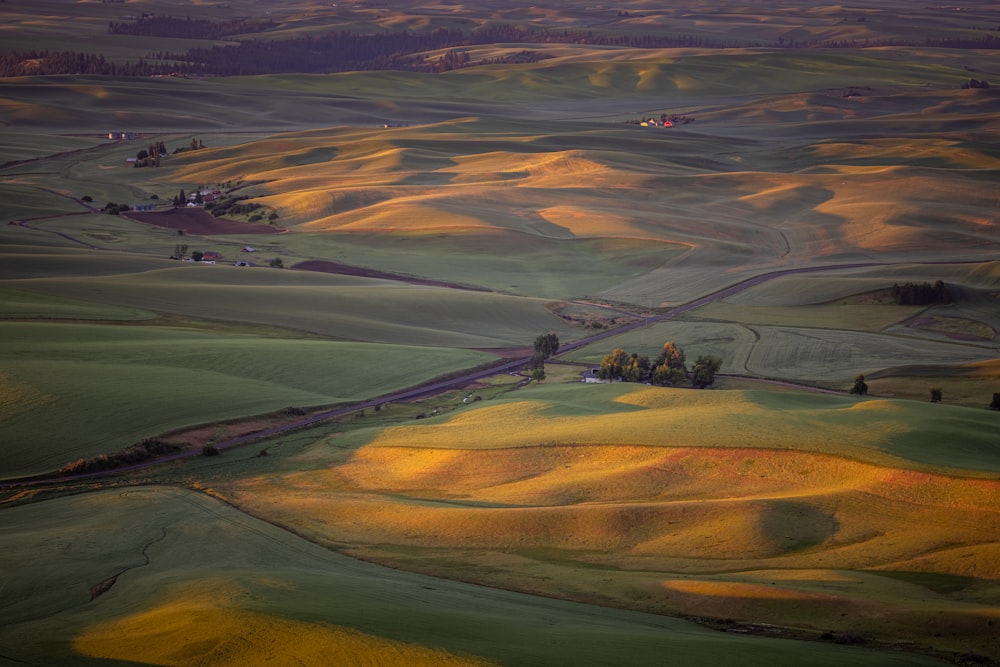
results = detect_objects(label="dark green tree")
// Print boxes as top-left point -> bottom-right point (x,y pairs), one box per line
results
530,368 -> 546,383
990,393 -> 1000,411
533,333 -> 560,359
620,353 -> 649,383
529,351 -> 546,371
690,355 -> 721,389
850,374 -> 869,396
930,388 -> 942,403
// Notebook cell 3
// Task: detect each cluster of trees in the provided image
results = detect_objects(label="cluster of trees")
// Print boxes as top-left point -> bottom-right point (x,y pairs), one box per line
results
168,184 -> 279,223
626,113 -> 695,127
962,78 -> 991,89
133,138 -> 204,168
4,22 -> 999,78
107,15 -> 272,40
783,33 -> 1000,50
529,333 -> 560,383
174,137 -> 206,154
0,49 -> 161,77
891,280 -> 951,306
597,342 -> 721,388
134,140 -> 167,167
102,201 -> 131,215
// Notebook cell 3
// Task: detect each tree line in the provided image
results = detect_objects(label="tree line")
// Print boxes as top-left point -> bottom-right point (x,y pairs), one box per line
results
107,15 -> 273,40
597,342 -> 721,389
891,280 -> 951,306
8,18 -> 999,79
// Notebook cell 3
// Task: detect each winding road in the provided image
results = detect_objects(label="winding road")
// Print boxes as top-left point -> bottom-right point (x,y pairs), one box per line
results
4,186 -> 996,488
6,252 -> 995,490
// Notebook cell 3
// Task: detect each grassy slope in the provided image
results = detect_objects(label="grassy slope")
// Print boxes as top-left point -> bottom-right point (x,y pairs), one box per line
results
218,382 -> 1000,659
0,486 -> 947,667
0,319 -> 494,477
2,1 -> 999,663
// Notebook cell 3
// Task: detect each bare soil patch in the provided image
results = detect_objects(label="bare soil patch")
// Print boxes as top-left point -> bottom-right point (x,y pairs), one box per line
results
125,208 -> 284,235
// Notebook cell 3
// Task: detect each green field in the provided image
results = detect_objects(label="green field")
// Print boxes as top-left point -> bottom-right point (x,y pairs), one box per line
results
0,486 -> 948,666
2,0 -> 999,663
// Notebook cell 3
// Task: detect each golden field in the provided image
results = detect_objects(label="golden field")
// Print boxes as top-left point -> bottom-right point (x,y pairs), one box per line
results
2,1 -> 999,664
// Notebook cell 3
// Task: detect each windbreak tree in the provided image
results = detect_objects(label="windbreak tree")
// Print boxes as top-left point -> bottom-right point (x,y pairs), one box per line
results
533,333 -> 560,359
651,341 -> 686,386
690,355 -> 722,389
598,348 -> 629,381
622,353 -> 649,383
531,333 -> 560,371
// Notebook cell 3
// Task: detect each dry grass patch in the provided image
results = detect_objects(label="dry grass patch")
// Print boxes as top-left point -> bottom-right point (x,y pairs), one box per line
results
74,581 -> 494,667
225,433 -> 1000,657
0,371 -> 52,417
229,441 -> 1000,573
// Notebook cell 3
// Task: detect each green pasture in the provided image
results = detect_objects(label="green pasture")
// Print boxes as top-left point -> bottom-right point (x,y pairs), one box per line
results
0,45 -> 988,134
0,7 -> 997,663
0,320 -> 494,477
743,325 -> 999,384
690,301 -> 922,333
566,319 -> 758,372
0,0 -> 266,58
563,315 -> 999,388
0,132 -> 102,163
0,487 -> 946,666
16,263 -> 577,346
0,184 -> 87,222
0,245 -> 181,279
0,286 -> 152,321
338,382 -> 1000,475
273,232 -> 683,300
715,265 -> 1000,307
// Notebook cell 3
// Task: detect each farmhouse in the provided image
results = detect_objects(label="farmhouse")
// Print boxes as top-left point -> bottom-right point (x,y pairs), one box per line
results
582,368 -> 614,384
202,251 -> 223,261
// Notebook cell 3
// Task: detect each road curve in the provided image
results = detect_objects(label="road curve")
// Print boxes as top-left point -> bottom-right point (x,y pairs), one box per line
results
2,258 -> 995,489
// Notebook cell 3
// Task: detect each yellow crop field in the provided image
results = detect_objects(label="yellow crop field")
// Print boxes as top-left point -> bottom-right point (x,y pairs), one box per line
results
218,384 -> 1000,658
75,582 -> 496,667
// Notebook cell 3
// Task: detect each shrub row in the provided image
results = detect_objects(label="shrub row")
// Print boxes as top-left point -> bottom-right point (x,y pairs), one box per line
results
60,438 -> 182,476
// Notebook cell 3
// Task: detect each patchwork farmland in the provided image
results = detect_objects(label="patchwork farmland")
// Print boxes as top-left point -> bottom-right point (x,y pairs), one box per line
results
1,0 -> 999,664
